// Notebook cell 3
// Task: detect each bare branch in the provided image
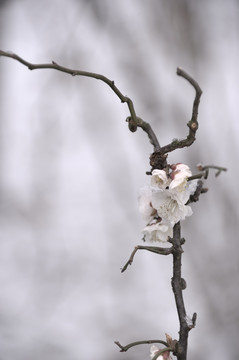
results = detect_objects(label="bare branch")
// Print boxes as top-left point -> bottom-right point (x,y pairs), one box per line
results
115,339 -> 168,352
195,164 -> 227,179
149,68 -> 202,170
121,245 -> 172,273
187,180 -> 205,204
0,50 -> 160,151
170,222 -> 196,360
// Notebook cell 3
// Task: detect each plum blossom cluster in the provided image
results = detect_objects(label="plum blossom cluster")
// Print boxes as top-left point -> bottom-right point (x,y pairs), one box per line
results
139,164 -> 198,243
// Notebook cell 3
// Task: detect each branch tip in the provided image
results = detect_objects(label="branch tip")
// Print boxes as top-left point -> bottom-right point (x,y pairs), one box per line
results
192,312 -> 197,326
114,341 -> 125,352
156,67 -> 202,157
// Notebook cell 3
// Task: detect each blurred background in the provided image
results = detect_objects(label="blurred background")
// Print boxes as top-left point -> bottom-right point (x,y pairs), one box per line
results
0,1 -> 238,359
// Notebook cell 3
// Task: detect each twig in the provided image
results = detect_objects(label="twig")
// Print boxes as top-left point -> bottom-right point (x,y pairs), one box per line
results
160,67 -> 202,155
194,164 -> 227,179
121,245 -> 172,273
115,339 -> 168,352
0,49 -> 160,151
187,180 -> 207,204
128,116 -> 161,150
149,68 -> 202,170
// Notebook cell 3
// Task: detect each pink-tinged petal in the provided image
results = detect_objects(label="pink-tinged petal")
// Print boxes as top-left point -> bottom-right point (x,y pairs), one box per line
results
169,164 -> 192,191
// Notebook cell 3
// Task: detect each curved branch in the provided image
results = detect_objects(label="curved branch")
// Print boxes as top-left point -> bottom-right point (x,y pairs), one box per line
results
149,68 -> 202,170
121,245 -> 172,273
0,50 -> 160,150
115,339 -> 168,352
187,180 -> 207,204
157,68 -> 202,156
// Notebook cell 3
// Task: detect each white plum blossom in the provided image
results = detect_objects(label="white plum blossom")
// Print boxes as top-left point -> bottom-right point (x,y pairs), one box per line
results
138,186 -> 157,223
138,185 -> 173,242
143,220 -> 173,243
138,164 -> 197,243
151,169 -> 169,189
151,180 -> 197,227
169,163 -> 192,191
150,345 -> 173,360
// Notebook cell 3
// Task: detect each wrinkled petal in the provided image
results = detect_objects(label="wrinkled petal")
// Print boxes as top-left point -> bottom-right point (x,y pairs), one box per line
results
143,221 -> 173,243
150,345 -> 173,360
150,345 -> 162,359
138,165 -> 196,242
152,188 -> 193,226
151,169 -> 169,189
138,186 -> 155,222
187,179 -> 198,195
170,187 -> 191,205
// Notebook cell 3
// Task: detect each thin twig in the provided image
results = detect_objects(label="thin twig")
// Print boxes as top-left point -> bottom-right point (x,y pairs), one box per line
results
149,68 -> 202,170
121,245 -> 172,273
159,67 -> 202,155
187,180 -> 205,204
0,49 -> 160,151
195,164 -> 227,178
187,165 -> 227,186
115,339 -> 168,352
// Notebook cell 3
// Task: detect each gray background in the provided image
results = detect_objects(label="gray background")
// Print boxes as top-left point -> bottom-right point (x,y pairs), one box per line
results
0,1 -> 238,359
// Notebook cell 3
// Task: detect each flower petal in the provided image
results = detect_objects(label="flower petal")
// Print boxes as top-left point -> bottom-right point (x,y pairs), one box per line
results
151,169 -> 169,189
138,186 -> 155,222
169,163 -> 192,191
143,221 -> 173,242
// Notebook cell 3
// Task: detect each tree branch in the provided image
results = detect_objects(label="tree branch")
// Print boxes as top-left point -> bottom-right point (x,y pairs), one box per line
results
195,164 -> 227,179
121,245 -> 172,273
170,222 -> 195,360
115,339 -> 168,352
0,49 -> 160,151
187,180 -> 206,204
150,68 -> 202,170
1,50 -> 210,360
160,67 -> 202,154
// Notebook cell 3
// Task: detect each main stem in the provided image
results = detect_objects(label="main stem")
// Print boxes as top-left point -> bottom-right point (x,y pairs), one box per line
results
171,222 -> 189,360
